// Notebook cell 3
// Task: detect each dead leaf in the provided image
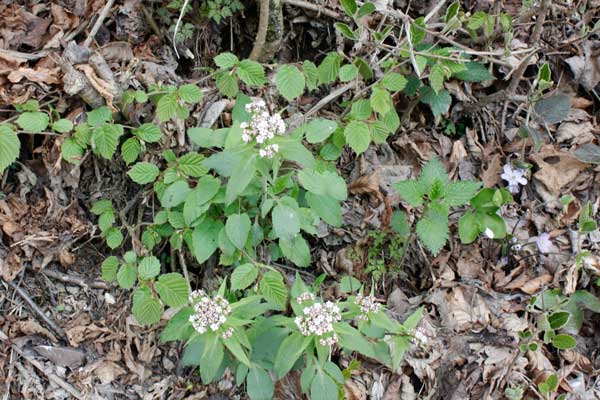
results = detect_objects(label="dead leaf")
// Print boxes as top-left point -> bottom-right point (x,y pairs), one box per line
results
11,320 -> 58,343
530,146 -> 588,199
33,345 -> 86,368
93,361 -> 126,384
8,67 -> 61,84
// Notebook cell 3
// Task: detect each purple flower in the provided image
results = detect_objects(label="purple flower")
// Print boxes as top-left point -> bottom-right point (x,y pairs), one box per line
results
536,233 -> 553,253
501,164 -> 527,193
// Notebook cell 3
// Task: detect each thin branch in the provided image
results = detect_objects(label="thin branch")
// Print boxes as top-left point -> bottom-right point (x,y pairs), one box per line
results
306,82 -> 354,117
249,0 -> 270,61
41,268 -> 109,290
172,0 -> 191,59
282,0 -> 344,20
83,0 -> 116,48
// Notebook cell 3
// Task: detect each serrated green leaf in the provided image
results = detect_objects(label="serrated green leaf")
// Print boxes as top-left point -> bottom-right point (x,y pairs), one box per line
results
231,263 -> 259,291
272,204 -> 301,241
279,236 -> 311,267
370,86 -> 392,114
178,84 -> 203,103
91,199 -> 113,215
117,263 -> 137,289
429,63 -> 446,94
98,211 -> 115,232
133,123 -> 162,143
105,227 -> 124,249
304,118 -> 337,144
443,180 -> 482,206
92,124 -> 123,159
128,162 -> 160,184
339,64 -> 358,82
52,119 -> 73,133
157,93 -> 178,122
382,72 -> 407,91
318,52 -> 341,85
87,107 -> 112,126
344,120 -> 371,154
420,87 -> 451,119
303,60 -> 318,91
16,112 -> 49,133
226,213 -> 251,250
416,213 -> 448,255
306,192 -> 342,227
138,256 -> 161,280
297,169 -> 347,200
419,157 -> 448,189
60,137 -> 84,164
350,99 -> 372,120
155,273 -> 189,307
178,152 -> 207,177
259,270 -> 288,309
132,289 -> 163,325
161,180 -> 191,208
214,52 -> 239,69
0,125 -> 20,173
121,137 -> 141,165
394,180 -> 424,207
191,218 -> 222,263
216,70 -> 239,97
452,62 -> 494,82
276,65 -> 305,101
101,256 -> 119,282
237,60 -> 266,87
335,22 -> 357,40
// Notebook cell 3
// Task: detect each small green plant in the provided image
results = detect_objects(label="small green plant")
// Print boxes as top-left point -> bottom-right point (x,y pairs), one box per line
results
393,157 -> 482,255
459,187 -> 513,243
365,218 -> 409,283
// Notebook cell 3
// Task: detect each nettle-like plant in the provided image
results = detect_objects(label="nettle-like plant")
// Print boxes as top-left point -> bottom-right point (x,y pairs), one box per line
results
159,273 -> 422,399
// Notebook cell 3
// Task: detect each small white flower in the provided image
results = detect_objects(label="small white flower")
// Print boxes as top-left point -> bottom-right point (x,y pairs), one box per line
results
355,294 -> 380,320
536,233 -> 553,253
188,292 -> 232,335
295,301 -> 341,338
501,164 -> 527,193
513,243 -> 522,251
222,327 -> 234,339
484,228 -> 495,239
412,327 -> 428,346
297,292 -> 315,304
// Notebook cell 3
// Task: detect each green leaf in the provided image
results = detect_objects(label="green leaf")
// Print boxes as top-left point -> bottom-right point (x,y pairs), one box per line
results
216,70 -> 239,98
0,125 -> 20,173
279,236 -> 311,267
188,127 -> 227,148
552,334 -> 576,349
357,2 -> 376,17
132,288 -> 163,325
16,112 -> 49,133
272,204 -> 301,241
138,256 -> 161,280
133,123 -> 162,143
370,86 -> 392,114
226,213 -> 251,250
87,107 -> 112,126
128,162 -> 160,184
548,311 -> 570,330
344,120 -> 371,154
237,60 -> 266,87
178,152 -> 207,177
157,93 -> 178,122
92,124 -> 122,159
276,65 -> 305,101
117,263 -> 137,289
121,137 -> 141,165
429,63 -> 446,94
274,332 -> 312,378
183,176 -> 220,225
335,23 -> 357,40
339,0 -> 357,16
161,180 -> 191,208
573,143 -> 600,165
305,119 -> 337,144
178,84 -> 203,103
101,256 -> 119,282
214,52 -> 239,69
161,307 -> 194,342
200,335 -> 224,383
275,137 -> 315,168
350,99 -> 372,120
91,200 -> 114,215
452,62 -> 493,82
303,60 -> 319,91
259,270 -> 288,309
382,72 -> 407,91
155,273 -> 189,307
98,211 -> 115,232
60,138 -> 84,164
535,93 -> 571,125
306,193 -> 342,227
311,369 -> 338,400
419,157 -> 448,189
191,218 -> 222,263
391,210 -> 410,236
297,169 -> 347,200
394,180 -> 424,207
105,227 -> 124,249
443,181 -> 482,206
52,119 -> 73,133
225,153 -> 257,205
458,211 -> 479,244
247,366 -> 274,400
318,52 -> 342,85
231,263 -> 259,291
420,87 -> 451,119
481,213 -> 507,239
416,213 -> 448,255
339,64 -> 359,82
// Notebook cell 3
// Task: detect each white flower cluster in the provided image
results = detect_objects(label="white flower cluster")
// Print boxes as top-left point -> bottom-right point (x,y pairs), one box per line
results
295,296 -> 341,345
501,164 -> 527,194
188,290 -> 231,335
296,292 -> 315,304
240,100 -> 286,158
222,327 -> 234,340
355,294 -> 381,321
412,327 -> 428,346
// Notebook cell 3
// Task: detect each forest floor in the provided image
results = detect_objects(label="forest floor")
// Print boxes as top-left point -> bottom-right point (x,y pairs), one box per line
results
1,0 -> 600,399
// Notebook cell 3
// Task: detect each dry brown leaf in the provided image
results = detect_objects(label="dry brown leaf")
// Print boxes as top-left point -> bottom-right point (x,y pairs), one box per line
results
530,147 -> 588,198
76,64 -> 116,110
8,67 -> 61,84
11,319 -> 58,343
93,361 -> 126,384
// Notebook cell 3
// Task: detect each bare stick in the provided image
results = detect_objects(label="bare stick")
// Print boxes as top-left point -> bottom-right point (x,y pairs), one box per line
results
282,0 -> 344,20
3,278 -> 68,341
0,330 -> 83,399
83,0 -> 116,48
172,0 -> 191,58
306,82 -> 354,117
249,0 -> 270,61
41,268 -> 109,290
177,251 -> 192,293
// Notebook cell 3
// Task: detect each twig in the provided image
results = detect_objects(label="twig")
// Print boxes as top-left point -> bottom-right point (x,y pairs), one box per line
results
0,48 -> 53,62
423,0 -> 447,23
3,278 -> 68,341
172,0 -> 191,58
249,0 -> 270,61
282,0 -> 344,20
0,330 -> 83,399
83,0 -> 116,48
177,251 -> 192,293
306,82 -> 354,117
41,268 -> 109,290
